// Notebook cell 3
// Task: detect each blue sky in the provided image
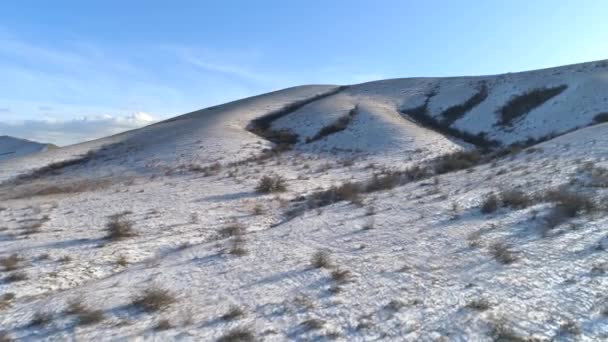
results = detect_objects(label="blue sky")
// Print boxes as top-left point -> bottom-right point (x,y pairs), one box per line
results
1,0 -> 607,145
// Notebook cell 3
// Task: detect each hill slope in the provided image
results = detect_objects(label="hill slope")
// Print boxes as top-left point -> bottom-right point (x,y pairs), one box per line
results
0,136 -> 56,162
1,60 -> 608,341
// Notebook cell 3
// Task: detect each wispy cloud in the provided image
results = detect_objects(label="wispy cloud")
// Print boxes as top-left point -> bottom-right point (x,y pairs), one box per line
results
0,112 -> 157,146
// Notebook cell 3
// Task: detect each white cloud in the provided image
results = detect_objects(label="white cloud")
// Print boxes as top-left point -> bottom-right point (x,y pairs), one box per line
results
0,112 -> 156,146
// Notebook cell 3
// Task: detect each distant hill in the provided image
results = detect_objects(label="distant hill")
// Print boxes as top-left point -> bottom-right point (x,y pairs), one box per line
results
0,135 -> 57,162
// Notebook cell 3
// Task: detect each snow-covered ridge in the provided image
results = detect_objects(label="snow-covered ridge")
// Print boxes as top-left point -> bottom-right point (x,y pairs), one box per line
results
0,136 -> 56,162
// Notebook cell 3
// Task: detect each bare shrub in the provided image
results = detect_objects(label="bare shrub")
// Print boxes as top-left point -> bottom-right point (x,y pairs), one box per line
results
489,317 -> 529,341
301,318 -> 325,331
105,215 -> 137,241
131,287 -> 176,312
310,182 -> 362,207
251,203 -> 265,215
0,293 -> 15,310
30,311 -> 53,327
0,254 -> 23,272
330,268 -> 352,284
544,189 -> 595,229
499,190 -> 531,209
385,299 -> 406,312
154,319 -> 172,331
116,255 -> 129,267
311,251 -> 331,269
58,255 -> 72,263
434,150 -> 482,175
221,306 -> 245,321
219,222 -> 244,238
188,162 -> 222,177
480,193 -> 499,214
65,298 -> 86,315
256,174 -> 287,193
466,298 -> 491,311
589,166 -> 608,188
489,242 -> 518,264
229,235 -> 247,256
217,327 -> 255,342
4,272 -> 28,283
77,309 -> 105,326
65,298 -> 105,325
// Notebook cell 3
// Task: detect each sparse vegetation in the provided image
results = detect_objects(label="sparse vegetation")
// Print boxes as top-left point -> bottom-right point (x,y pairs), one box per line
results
217,327 -> 255,342
480,193 -> 499,214
330,268 -> 352,284
29,311 -> 53,327
221,306 -> 245,321
4,271 -> 28,283
466,298 -> 491,311
543,189 -> 595,229
300,318 -> 325,331
256,174 -> 287,193
187,162 -> 222,177
131,287 -> 176,312
434,150 -> 482,174
154,319 -> 173,331
0,254 -> 23,272
311,251 -> 331,269
489,242 -> 518,264
105,215 -> 137,241
116,255 -> 129,267
219,222 -> 244,238
499,190 -> 531,209
77,309 -> 105,326
498,85 -> 568,126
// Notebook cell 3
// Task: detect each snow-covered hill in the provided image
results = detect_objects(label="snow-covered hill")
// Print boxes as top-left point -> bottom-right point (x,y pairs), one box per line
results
1,60 -> 608,341
0,136 -> 56,162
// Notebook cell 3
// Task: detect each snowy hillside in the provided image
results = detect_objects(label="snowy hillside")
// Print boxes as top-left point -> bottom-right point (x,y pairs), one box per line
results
1,60 -> 608,341
0,136 -> 56,162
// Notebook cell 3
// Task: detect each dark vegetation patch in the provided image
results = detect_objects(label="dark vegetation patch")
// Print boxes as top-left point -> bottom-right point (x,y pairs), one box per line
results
154,319 -> 172,331
186,162 -> 222,177
131,287 -> 176,312
217,327 -> 255,342
594,112 -> 608,124
306,105 -> 358,143
543,189 -> 596,229
248,86 -> 348,147
440,83 -> 489,126
105,214 -> 137,241
5,179 -> 113,200
0,254 -> 23,272
256,174 -> 287,193
29,311 -> 53,327
289,147 -> 534,217
489,242 -> 518,264
221,306 -> 245,321
311,250 -> 331,269
497,85 -> 568,126
400,87 -> 499,149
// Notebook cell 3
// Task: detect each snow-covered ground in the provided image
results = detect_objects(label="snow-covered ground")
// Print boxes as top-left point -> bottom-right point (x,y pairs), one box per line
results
1,60 -> 608,341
